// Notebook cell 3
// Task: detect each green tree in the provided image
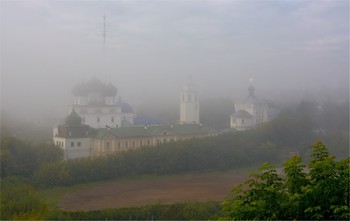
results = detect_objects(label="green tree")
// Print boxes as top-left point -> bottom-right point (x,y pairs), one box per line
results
221,141 -> 350,220
221,163 -> 285,219
0,176 -> 47,220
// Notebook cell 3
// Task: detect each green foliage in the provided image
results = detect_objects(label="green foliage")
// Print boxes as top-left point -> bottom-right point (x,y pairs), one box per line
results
32,133 -> 279,188
221,141 -> 350,220
44,201 -> 221,220
221,163 -> 285,219
1,136 -> 63,178
0,176 -> 47,220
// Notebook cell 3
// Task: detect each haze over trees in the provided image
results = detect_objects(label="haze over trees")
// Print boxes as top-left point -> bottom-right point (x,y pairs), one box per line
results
1,96 -> 348,219
1,0 -> 348,220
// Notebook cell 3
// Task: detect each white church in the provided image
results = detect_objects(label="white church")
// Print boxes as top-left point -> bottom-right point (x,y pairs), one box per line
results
53,78 -> 215,160
70,77 -> 135,128
230,80 -> 278,131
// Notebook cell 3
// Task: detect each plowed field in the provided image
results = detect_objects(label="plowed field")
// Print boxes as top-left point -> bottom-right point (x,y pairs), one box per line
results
60,171 -> 249,211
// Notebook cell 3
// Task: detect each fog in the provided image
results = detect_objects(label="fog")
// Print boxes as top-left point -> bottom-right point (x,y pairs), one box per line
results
1,0 -> 349,122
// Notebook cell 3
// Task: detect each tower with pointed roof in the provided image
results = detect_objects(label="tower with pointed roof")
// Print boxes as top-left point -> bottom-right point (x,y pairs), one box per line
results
180,78 -> 200,124
230,80 -> 268,130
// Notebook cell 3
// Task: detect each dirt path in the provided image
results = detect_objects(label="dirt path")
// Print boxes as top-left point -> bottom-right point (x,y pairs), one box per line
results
60,171 -> 248,211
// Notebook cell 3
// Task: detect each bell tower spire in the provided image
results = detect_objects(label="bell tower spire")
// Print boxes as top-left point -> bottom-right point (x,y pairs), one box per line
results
180,77 -> 200,124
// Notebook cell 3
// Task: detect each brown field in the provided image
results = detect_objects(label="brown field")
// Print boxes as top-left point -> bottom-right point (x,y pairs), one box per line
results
60,171 -> 249,211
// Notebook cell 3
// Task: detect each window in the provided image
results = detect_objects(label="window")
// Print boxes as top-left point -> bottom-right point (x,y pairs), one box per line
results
188,94 -> 191,102
117,142 -> 121,148
242,119 -> 244,124
56,141 -> 59,146
157,139 -> 161,144
97,117 -> 100,123
106,142 -> 110,150
111,117 -> 114,122
71,142 -> 74,147
69,132 -> 72,137
132,141 -> 135,147
77,142 -> 81,147
147,140 -> 150,146
140,140 -> 143,147
125,141 -> 128,148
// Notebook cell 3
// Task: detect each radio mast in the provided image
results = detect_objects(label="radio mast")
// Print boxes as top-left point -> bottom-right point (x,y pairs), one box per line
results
102,13 -> 107,51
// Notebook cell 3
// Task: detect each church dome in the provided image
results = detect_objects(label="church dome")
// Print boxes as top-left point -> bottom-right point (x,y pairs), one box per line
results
237,82 -> 266,105
232,110 -> 253,119
72,77 -> 117,96
65,109 -> 82,126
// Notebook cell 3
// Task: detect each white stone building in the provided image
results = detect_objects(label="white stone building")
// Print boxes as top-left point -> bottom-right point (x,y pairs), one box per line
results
230,82 -> 269,130
180,80 -> 200,124
71,77 -> 134,128
53,77 -> 218,160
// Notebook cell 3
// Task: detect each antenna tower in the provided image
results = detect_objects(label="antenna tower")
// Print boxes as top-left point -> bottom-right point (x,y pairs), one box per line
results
102,13 -> 107,51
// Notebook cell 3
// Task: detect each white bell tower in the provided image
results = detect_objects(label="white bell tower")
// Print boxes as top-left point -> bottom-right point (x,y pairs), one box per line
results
180,77 -> 200,124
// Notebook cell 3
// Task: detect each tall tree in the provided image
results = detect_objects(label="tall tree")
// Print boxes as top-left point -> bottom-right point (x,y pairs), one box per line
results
221,141 -> 350,220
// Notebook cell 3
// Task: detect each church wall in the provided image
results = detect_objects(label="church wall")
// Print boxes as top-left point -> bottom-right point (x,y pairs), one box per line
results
90,132 -> 211,157
80,113 -> 122,128
53,137 -> 91,160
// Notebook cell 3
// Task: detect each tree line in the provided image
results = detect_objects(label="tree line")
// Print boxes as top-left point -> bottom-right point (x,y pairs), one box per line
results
46,201 -> 221,220
1,113 -> 347,188
31,115 -> 328,188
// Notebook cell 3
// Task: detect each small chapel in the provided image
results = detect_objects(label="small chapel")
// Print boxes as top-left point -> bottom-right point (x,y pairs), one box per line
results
230,80 -> 269,131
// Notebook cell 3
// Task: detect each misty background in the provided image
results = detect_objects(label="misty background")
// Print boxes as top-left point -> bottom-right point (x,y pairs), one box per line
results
1,0 -> 349,123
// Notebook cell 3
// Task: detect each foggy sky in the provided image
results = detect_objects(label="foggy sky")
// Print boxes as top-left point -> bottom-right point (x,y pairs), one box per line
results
1,0 -> 349,120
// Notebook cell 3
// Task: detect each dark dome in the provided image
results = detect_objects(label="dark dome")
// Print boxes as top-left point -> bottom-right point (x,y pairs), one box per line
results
72,77 -> 117,96
232,110 -> 253,119
65,109 -> 82,125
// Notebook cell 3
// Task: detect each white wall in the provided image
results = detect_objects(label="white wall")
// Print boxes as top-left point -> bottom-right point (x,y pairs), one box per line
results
53,137 -> 91,160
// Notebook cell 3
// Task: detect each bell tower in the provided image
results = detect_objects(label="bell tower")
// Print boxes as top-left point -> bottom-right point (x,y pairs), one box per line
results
180,77 -> 199,124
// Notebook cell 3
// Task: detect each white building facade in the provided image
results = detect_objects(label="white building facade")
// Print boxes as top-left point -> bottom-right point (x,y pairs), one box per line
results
180,80 -> 200,124
71,78 -> 134,128
230,83 -> 268,131
53,109 -> 92,160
